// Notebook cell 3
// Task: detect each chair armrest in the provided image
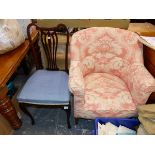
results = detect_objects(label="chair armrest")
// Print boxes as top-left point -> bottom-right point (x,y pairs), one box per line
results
127,64 -> 155,105
69,61 -> 85,96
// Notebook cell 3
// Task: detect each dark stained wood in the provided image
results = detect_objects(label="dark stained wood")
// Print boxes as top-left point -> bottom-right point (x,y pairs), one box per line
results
20,23 -> 71,128
27,23 -> 69,72
75,118 -> 79,125
64,104 -> 71,128
144,46 -> 155,77
19,103 -> 35,125
143,45 -> 155,103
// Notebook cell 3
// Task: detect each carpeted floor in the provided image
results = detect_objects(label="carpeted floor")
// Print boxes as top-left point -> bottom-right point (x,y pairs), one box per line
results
13,70 -> 94,135
14,106 -> 94,135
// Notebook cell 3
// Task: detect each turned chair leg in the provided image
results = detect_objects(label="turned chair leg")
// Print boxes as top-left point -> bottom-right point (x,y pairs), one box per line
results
19,103 -> 35,125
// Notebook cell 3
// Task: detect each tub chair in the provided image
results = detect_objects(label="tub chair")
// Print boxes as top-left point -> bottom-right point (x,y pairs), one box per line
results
69,27 -> 155,123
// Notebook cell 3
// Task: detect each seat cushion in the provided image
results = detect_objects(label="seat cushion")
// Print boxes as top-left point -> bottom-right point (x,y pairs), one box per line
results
17,70 -> 70,105
75,73 -> 137,119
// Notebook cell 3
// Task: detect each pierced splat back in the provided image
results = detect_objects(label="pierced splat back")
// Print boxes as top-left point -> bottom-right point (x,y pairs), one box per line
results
27,23 -> 69,72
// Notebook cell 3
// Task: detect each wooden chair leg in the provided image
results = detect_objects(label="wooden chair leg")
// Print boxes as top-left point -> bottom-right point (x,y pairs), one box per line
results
19,103 -> 35,125
75,118 -> 79,125
64,105 -> 71,129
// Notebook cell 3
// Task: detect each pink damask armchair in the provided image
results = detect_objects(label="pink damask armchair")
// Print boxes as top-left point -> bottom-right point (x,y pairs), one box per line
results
69,27 -> 155,122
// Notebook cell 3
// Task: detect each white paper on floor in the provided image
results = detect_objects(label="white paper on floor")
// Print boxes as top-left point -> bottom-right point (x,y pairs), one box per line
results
98,122 -> 136,135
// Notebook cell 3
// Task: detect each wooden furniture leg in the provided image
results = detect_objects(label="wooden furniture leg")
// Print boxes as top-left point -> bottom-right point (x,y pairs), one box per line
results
75,118 -> 79,125
65,105 -> 71,129
0,87 -> 22,129
74,118 -> 79,125
19,103 -> 35,125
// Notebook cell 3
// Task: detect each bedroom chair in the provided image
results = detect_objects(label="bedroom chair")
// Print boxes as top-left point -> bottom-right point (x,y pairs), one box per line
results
69,27 -> 155,123
17,23 -> 71,128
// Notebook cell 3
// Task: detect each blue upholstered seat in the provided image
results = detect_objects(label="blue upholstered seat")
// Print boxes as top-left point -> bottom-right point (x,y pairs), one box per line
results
17,70 -> 70,105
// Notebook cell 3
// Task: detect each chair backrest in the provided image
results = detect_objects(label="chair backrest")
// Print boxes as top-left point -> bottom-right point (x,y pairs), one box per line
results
27,23 -> 70,72
70,27 -> 143,77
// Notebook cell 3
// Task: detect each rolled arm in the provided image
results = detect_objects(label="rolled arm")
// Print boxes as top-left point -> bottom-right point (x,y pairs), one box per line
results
69,61 -> 85,96
127,64 -> 155,105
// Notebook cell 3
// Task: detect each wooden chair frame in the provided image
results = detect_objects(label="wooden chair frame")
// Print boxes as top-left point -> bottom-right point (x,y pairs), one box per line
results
19,23 -> 71,129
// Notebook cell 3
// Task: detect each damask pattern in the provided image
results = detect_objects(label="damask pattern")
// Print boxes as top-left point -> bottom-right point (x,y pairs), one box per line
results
69,27 -> 155,119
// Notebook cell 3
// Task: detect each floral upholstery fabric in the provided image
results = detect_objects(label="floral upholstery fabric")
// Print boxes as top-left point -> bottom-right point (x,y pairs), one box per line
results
69,27 -> 155,119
